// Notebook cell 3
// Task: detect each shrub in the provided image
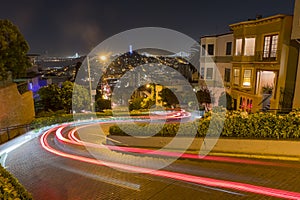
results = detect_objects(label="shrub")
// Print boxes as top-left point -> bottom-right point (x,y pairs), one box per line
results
0,164 -> 32,199
109,110 -> 300,140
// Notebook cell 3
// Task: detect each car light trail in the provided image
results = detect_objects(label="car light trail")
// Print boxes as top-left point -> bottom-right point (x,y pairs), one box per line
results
41,125 -> 300,199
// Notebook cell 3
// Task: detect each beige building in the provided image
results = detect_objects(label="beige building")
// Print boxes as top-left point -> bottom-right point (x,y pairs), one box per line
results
200,33 -> 233,89
230,14 -> 299,112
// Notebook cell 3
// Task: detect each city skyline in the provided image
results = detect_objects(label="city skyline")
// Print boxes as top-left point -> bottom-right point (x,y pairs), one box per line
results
0,0 -> 295,57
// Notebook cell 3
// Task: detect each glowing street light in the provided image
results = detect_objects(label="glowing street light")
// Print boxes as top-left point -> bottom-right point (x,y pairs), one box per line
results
100,55 -> 107,61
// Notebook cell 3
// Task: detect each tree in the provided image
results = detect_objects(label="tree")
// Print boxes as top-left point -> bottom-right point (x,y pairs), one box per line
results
38,84 -> 62,111
38,81 -> 89,113
129,97 -> 144,111
196,89 -> 214,111
95,98 -> 111,112
61,81 -> 74,112
218,92 -> 233,110
72,83 -> 89,112
0,20 -> 31,80
159,87 -> 179,107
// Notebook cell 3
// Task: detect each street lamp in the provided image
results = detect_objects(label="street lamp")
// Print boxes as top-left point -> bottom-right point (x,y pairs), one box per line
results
85,53 -> 111,112
86,56 -> 94,112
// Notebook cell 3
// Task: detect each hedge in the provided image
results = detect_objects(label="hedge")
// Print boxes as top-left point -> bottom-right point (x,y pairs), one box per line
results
109,110 -> 300,140
0,165 -> 32,199
30,111 -> 113,129
30,110 -> 153,129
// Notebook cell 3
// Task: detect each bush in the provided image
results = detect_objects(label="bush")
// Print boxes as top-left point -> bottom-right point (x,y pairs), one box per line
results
30,111 -> 113,129
109,110 -> 300,140
0,164 -> 32,199
95,99 -> 111,111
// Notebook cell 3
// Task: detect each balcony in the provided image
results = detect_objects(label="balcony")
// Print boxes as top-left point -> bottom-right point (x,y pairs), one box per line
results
255,50 -> 280,62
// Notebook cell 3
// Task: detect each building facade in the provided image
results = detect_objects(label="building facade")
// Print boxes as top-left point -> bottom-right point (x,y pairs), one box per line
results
229,14 -> 299,112
200,33 -> 233,88
292,0 -> 300,108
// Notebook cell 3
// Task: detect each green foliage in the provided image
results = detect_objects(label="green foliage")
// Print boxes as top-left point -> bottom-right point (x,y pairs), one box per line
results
95,98 -> 111,111
129,97 -> 144,111
0,164 -> 32,199
109,110 -> 300,140
0,20 -> 31,80
159,87 -> 179,107
38,81 -> 89,113
30,111 -> 112,129
38,84 -> 62,111
72,83 -> 89,112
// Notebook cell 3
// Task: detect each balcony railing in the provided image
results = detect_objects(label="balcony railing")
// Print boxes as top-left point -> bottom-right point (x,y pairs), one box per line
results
255,50 -> 280,62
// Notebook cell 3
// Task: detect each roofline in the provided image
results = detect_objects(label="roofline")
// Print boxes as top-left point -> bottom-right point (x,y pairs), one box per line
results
200,32 -> 233,39
229,14 -> 292,28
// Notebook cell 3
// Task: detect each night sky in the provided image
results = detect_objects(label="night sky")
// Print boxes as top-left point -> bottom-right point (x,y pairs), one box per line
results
0,0 -> 295,57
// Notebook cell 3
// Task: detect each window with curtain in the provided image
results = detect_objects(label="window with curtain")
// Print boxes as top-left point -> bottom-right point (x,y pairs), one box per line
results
243,69 -> 252,87
233,68 -> 240,85
244,38 -> 255,56
235,39 -> 242,56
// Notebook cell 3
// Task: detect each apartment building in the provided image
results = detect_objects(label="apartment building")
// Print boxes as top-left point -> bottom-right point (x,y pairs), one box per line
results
292,0 -> 300,108
229,14 -> 299,112
199,33 -> 233,89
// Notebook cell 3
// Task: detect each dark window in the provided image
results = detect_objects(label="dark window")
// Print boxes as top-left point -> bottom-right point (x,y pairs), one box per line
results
207,44 -> 214,56
201,45 -> 206,56
224,68 -> 231,82
200,67 -> 205,79
226,42 -> 232,55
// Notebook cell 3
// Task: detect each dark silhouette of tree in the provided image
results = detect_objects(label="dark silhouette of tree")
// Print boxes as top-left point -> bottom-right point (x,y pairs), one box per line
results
38,84 -> 62,111
38,81 -> 89,113
218,92 -> 233,110
196,89 -> 214,111
159,87 -> 179,107
95,98 -> 111,112
0,20 -> 31,80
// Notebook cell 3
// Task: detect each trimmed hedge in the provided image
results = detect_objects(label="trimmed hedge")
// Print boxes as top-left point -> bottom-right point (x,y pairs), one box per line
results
0,165 -> 32,199
109,110 -> 300,140
30,111 -> 113,129
30,110 -> 153,129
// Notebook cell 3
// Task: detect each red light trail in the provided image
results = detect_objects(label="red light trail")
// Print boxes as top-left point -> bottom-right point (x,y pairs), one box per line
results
40,122 -> 300,199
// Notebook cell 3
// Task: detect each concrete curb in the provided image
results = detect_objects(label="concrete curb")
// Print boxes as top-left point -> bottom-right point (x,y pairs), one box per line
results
108,135 -> 300,161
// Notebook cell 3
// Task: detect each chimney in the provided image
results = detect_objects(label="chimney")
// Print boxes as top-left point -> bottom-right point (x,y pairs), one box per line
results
256,15 -> 263,20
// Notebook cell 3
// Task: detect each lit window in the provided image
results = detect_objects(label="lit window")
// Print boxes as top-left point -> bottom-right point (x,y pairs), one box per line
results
244,38 -> 255,56
206,68 -> 213,80
235,39 -> 242,56
263,35 -> 278,59
233,68 -> 240,85
243,69 -> 252,87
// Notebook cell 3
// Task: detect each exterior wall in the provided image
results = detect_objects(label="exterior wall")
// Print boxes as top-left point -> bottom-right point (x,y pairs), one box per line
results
294,51 -> 300,108
292,0 -> 300,40
292,0 -> 300,109
0,83 -> 35,128
230,15 -> 296,112
200,33 -> 233,88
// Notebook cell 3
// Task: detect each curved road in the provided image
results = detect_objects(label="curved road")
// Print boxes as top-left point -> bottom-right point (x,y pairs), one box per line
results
2,118 -> 300,199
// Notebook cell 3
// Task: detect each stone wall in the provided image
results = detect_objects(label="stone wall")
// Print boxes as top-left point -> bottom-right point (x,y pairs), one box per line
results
0,83 -> 35,128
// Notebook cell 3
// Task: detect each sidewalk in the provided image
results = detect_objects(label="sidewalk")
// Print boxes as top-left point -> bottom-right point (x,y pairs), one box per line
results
108,136 -> 300,161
